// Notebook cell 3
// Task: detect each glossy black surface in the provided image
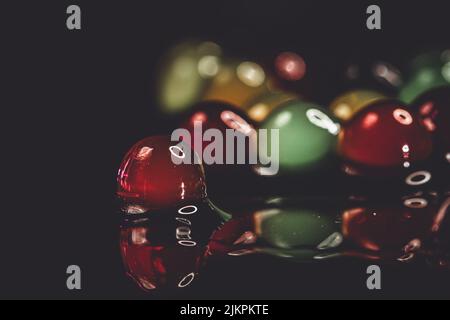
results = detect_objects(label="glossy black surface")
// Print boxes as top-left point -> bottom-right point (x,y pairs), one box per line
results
3,0 -> 450,299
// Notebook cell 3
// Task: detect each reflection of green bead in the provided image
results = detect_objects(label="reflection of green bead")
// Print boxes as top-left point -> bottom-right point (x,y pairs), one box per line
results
259,100 -> 340,174
254,209 -> 341,249
399,51 -> 450,103
256,248 -> 342,262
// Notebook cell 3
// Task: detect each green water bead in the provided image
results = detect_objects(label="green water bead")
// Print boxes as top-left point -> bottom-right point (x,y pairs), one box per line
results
399,51 -> 450,103
259,100 -> 340,174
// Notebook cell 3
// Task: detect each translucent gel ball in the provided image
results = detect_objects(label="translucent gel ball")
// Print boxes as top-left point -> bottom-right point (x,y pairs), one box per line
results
117,135 -> 207,210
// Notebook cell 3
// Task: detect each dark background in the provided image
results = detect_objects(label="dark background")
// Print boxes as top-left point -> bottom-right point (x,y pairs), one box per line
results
1,0 -> 450,299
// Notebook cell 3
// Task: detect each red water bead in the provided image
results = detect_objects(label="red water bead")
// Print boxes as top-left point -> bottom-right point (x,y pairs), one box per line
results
120,226 -> 204,290
339,100 -> 433,171
412,86 -> 450,159
180,101 -> 256,168
342,199 -> 439,252
117,136 -> 207,210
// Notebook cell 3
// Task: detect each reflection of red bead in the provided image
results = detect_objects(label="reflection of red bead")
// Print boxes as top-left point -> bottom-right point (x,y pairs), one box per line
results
117,136 -> 207,210
339,100 -> 433,172
412,86 -> 450,160
120,226 -> 204,290
342,200 -> 438,252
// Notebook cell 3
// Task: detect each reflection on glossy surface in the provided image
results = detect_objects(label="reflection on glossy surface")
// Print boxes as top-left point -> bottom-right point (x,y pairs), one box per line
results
258,100 -> 340,175
117,136 -> 207,211
243,91 -> 299,123
208,196 -> 450,264
254,209 -> 341,249
208,205 -> 343,261
201,60 -> 270,107
342,197 -> 439,253
158,41 -> 222,114
339,100 -> 433,175
399,50 -> 450,103
412,86 -> 450,162
418,197 -> 450,270
120,200 -> 228,291
120,196 -> 450,292
330,89 -> 387,122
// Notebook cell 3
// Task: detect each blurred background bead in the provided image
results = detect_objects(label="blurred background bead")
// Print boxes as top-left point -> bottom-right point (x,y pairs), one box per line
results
329,89 -> 387,122
258,100 -> 341,175
157,41 -> 222,114
274,51 -> 307,81
399,50 -> 450,103
201,60 -> 271,108
267,50 -> 316,102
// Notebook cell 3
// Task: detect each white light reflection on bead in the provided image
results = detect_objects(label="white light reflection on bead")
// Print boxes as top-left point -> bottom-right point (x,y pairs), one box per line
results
275,111 -> 292,127
178,273 -> 195,288
404,239 -> 422,253
169,145 -> 186,159
124,205 -> 148,215
314,252 -> 343,260
405,171 -> 432,186
221,111 -> 253,135
342,165 -> 359,176
131,228 -> 148,245
249,103 -> 268,122
236,62 -> 266,87
138,277 -> 156,290
228,249 -> 255,256
198,55 -> 220,78
178,240 -> 197,247
402,145 -> 410,153
397,252 -> 415,262
306,108 -> 341,135
233,231 -> 257,245
403,161 -> 410,168
180,182 -> 185,200
393,109 -> 413,125
136,147 -> 153,160
404,198 -> 428,209
317,232 -> 343,250
178,205 -> 198,215
446,152 -> 450,163
334,103 -> 352,120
